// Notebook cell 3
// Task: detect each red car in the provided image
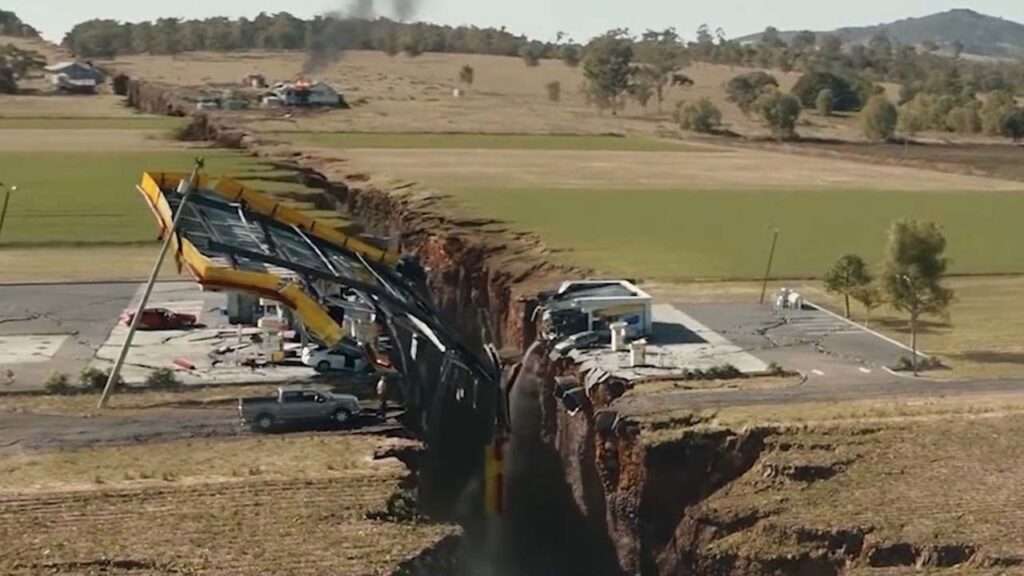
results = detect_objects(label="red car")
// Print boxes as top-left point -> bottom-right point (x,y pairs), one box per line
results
121,308 -> 198,330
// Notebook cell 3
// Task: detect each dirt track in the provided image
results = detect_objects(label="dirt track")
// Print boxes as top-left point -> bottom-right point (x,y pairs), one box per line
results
0,406 -> 239,456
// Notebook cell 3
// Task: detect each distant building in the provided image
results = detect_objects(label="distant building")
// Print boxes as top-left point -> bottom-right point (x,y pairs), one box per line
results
44,61 -> 104,94
264,81 -> 345,108
242,73 -> 267,89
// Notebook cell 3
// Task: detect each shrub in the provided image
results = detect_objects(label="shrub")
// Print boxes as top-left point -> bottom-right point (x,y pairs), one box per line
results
860,95 -> 898,141
145,367 -> 181,390
45,371 -> 72,395
80,367 -> 124,392
677,98 -> 722,133
815,88 -> 834,116
754,89 -> 802,139
946,104 -> 981,134
792,71 -> 866,112
458,64 -> 474,86
112,73 -> 130,96
546,80 -> 561,102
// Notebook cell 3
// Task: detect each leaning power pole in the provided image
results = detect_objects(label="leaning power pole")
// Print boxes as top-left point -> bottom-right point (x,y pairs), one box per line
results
759,228 -> 780,305
98,159 -> 204,409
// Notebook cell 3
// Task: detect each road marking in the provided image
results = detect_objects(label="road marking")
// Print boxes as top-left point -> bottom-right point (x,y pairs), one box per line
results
805,300 -> 928,358
812,369 -> 825,376
859,367 -> 872,374
0,334 -> 70,365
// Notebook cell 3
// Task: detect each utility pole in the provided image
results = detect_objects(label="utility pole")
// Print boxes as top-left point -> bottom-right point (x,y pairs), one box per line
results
0,183 -> 17,243
98,159 -> 204,409
759,228 -> 780,305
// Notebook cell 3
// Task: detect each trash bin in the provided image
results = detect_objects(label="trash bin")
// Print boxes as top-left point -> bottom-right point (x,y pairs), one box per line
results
630,340 -> 647,368
610,322 -> 628,352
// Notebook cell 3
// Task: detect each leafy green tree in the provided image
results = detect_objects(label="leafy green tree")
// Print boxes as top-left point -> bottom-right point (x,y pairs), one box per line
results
582,29 -> 634,113
852,285 -> 884,327
458,64 -> 474,86
629,67 -> 656,110
559,44 -> 582,67
676,98 -> 722,133
816,88 -> 834,116
791,71 -> 865,112
898,95 -> 929,142
725,71 -> 778,113
760,26 -> 785,48
861,95 -> 898,141
882,219 -> 954,375
519,41 -> 545,66
754,89 -> 801,139
946,103 -> 981,134
824,254 -> 873,318
1001,107 -> 1024,142
789,30 -> 816,52
634,28 -> 685,112
981,91 -> 1016,136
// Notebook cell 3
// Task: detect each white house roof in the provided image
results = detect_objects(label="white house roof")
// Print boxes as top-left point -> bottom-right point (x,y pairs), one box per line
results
44,61 -> 93,73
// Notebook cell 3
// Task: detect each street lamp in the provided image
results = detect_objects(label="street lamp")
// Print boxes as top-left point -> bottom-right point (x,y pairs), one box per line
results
0,183 -> 17,243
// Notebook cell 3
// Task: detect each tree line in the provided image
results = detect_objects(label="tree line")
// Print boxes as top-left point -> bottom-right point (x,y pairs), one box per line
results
0,10 -> 38,37
62,12 -> 569,60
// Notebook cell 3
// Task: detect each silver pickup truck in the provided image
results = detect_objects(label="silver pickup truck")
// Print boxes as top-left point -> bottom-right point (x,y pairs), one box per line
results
239,387 -> 362,432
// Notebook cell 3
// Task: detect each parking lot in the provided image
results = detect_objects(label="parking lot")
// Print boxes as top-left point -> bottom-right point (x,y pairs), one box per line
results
679,299 -> 916,385
0,281 -> 323,391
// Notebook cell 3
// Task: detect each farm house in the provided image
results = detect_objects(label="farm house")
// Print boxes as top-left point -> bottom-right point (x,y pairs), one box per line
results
44,61 -> 103,93
264,81 -> 346,108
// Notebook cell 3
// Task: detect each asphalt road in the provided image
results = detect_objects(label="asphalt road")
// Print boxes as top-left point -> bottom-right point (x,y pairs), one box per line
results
0,281 -> 141,389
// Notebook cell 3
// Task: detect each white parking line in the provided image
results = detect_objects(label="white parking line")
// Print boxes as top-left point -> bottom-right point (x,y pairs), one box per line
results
859,367 -> 872,374
0,335 -> 70,365
812,369 -> 825,376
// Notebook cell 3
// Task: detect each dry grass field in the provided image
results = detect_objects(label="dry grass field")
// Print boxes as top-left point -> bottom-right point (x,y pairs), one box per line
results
0,433 -> 455,575
109,51 -> 886,139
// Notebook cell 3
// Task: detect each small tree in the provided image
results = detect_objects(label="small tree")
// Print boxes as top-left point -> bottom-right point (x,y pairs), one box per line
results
519,41 -> 545,67
824,254 -> 873,318
861,94 -> 898,141
676,98 -> 722,133
559,44 -> 582,67
754,89 -> 801,140
1000,107 -> 1024,143
582,29 -> 634,114
546,80 -> 561,102
629,69 -> 656,111
816,88 -> 834,116
881,219 -> 954,375
851,285 -> 883,327
458,65 -> 474,86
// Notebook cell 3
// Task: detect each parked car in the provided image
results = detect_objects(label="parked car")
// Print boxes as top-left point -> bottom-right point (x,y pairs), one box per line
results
121,307 -> 197,330
301,344 -> 372,374
239,387 -> 362,432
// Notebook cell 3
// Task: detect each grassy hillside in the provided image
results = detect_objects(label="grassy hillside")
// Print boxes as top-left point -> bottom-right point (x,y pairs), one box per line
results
745,9 -> 1024,58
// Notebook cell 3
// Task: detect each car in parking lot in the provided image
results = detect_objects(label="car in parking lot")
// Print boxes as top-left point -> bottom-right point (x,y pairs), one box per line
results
301,343 -> 372,374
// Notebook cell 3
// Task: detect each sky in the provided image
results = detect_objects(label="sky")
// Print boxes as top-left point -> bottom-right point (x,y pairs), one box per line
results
8,0 -> 1024,44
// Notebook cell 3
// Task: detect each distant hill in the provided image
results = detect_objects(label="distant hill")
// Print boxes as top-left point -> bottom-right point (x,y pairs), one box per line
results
742,9 -> 1024,58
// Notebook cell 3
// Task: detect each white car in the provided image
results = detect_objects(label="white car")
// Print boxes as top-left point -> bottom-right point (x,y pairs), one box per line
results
301,345 -> 370,374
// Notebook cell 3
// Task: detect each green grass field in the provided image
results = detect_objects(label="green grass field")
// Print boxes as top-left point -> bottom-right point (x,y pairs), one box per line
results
0,117 -> 188,130
446,186 -> 1024,280
0,151 -> 308,245
281,132 -> 700,152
